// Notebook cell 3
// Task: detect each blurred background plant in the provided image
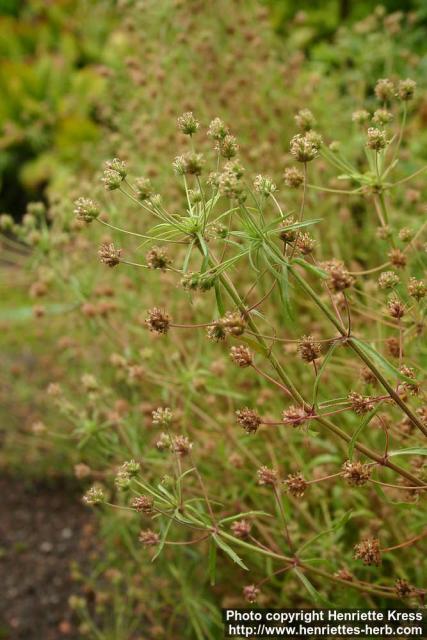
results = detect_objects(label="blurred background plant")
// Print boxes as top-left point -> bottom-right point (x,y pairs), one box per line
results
1,1 -> 426,639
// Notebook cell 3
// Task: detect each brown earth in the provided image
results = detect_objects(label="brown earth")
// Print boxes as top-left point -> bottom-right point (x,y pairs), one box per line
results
0,475 -> 94,640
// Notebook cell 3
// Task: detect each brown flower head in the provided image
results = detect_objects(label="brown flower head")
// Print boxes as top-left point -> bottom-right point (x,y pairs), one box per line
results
388,248 -> 407,269
348,392 -> 376,415
145,308 -> 170,334
231,519 -> 252,539
132,495 -> 154,515
171,435 -> 193,457
387,297 -> 405,319
221,311 -> 246,336
394,578 -> 413,598
236,408 -> 261,434
257,465 -> 278,486
297,335 -> 321,363
282,405 -> 310,427
99,242 -> 122,267
284,167 -> 304,189
408,277 -> 426,301
342,460 -> 371,486
146,247 -> 171,271
284,472 -> 307,498
323,259 -> 354,292
230,345 -> 253,368
354,537 -> 381,566
243,584 -> 260,603
139,529 -> 160,546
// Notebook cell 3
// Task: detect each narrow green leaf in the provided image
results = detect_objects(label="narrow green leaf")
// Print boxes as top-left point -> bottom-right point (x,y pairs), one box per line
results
297,510 -> 353,556
351,338 -> 418,383
214,281 -> 225,316
389,447 -> 427,457
293,258 -> 328,279
293,568 -> 330,605
213,534 -> 249,570
152,511 -> 174,561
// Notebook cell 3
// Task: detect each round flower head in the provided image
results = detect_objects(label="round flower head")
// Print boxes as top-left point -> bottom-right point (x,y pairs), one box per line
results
408,277 -> 426,301
131,495 -> 154,514
231,519 -> 251,539
284,472 -> 307,497
207,117 -> 229,141
74,197 -> 100,223
374,78 -> 395,102
284,167 -> 304,188
105,158 -> 127,179
352,109 -> 370,125
177,111 -> 199,136
257,465 -> 278,486
342,460 -> 371,486
388,248 -> 406,269
348,392 -> 375,415
173,152 -> 204,176
253,174 -> 276,197
139,529 -> 160,546
322,259 -> 354,292
297,335 -> 321,363
146,247 -> 171,271
290,132 -> 322,162
354,538 -> 381,566
145,308 -> 171,334
243,585 -> 260,603
236,408 -> 261,434
378,270 -> 399,290
230,345 -> 253,367
366,127 -> 388,151
218,134 -> 239,159
135,177 -> 154,201
398,78 -> 416,101
294,108 -> 316,132
372,109 -> 393,125
98,242 -> 121,267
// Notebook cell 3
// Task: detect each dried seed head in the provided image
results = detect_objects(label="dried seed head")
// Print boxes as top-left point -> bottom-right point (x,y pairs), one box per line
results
294,108 -> 316,132
221,311 -> 246,336
352,109 -> 370,125
115,470 -> 131,490
297,335 -> 321,363
131,495 -> 154,515
398,78 -> 416,101
282,405 -> 310,427
376,225 -> 392,240
224,158 -> 245,179
354,538 -> 381,566
206,322 -> 227,342
387,297 -> 405,319
146,247 -> 171,271
284,472 -> 307,497
372,109 -> 393,125
83,486 -> 105,505
171,435 -> 193,457
366,127 -> 388,151
145,308 -> 170,334
135,177 -> 154,201
218,134 -> 239,159
296,232 -> 316,255
398,227 -> 413,242
177,111 -> 199,136
99,242 -> 121,267
207,117 -> 229,141
342,460 -> 371,486
236,408 -> 261,434
139,529 -> 159,546
279,216 -> 297,243
243,584 -> 260,603
375,78 -> 395,102
283,167 -> 304,188
74,197 -> 100,223
152,407 -> 173,427
378,270 -> 400,290
231,519 -> 252,539
230,345 -> 253,368
408,277 -> 426,301
323,259 -> 354,292
257,465 -> 278,486
394,579 -> 413,598
173,152 -> 204,176
290,132 -> 322,162
348,392 -> 376,415
253,174 -> 276,197
388,248 -> 407,269
217,168 -> 246,202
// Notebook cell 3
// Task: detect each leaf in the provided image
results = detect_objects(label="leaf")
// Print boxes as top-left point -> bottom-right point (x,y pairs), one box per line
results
278,264 -> 295,322
293,258 -> 328,279
214,281 -> 225,316
348,401 -> 384,460
208,538 -> 217,586
350,338 -> 418,384
293,568 -> 331,606
219,511 -> 271,524
389,447 -> 427,457
152,511 -> 174,561
312,341 -> 340,406
213,534 -> 248,570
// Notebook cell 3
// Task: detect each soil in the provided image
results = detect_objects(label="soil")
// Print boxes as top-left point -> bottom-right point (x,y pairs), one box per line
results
0,475 -> 95,640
